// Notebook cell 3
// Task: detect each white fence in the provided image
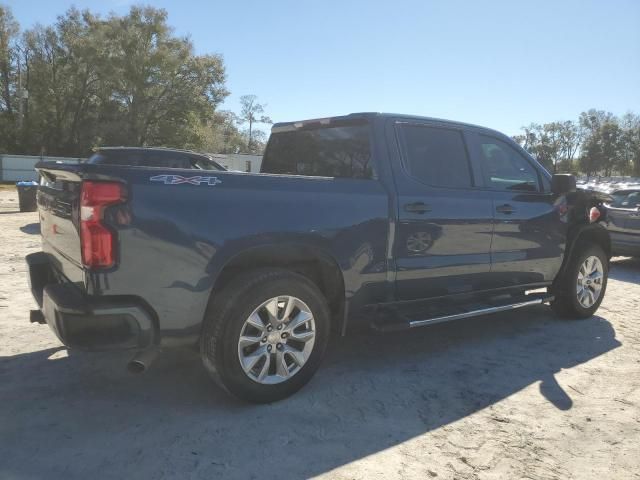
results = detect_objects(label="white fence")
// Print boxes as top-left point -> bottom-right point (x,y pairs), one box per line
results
0,154 -> 82,182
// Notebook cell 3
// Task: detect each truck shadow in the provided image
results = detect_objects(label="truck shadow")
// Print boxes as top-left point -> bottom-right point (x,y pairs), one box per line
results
0,306 -> 620,479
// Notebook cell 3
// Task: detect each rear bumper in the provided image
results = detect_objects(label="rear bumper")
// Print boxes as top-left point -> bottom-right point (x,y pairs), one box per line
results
26,252 -> 157,350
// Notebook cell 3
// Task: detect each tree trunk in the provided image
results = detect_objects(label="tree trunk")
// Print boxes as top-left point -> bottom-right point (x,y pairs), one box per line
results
1,62 -> 11,113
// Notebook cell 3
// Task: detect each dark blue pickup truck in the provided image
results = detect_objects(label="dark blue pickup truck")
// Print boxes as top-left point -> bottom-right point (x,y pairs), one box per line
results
26,113 -> 611,402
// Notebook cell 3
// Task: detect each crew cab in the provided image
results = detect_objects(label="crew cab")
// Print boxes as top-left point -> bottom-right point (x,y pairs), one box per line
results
26,113 -> 610,403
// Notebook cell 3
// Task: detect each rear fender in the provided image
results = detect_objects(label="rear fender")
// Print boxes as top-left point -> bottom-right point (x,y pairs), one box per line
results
209,243 -> 347,334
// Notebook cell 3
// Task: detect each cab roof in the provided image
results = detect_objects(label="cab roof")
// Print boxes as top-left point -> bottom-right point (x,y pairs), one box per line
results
271,112 -> 508,139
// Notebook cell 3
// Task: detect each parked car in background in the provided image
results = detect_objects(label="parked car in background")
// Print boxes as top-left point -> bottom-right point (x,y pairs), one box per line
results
87,147 -> 226,171
604,186 -> 640,257
578,177 -> 640,195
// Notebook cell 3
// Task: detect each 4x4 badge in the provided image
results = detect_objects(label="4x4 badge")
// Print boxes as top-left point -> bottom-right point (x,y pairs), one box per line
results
150,174 -> 222,186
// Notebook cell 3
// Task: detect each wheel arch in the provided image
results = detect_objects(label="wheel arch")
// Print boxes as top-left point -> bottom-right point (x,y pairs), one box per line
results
570,223 -> 611,258
553,222 -> 611,292
210,243 -> 346,334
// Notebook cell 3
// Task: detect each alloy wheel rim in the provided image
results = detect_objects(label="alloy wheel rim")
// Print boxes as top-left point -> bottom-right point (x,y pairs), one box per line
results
237,296 -> 316,384
576,256 -> 604,308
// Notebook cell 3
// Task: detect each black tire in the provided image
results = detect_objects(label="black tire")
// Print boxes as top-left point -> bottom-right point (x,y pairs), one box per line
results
551,243 -> 608,319
200,269 -> 331,403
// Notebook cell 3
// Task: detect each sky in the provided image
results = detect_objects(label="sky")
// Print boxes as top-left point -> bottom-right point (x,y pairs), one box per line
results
5,0 -> 640,136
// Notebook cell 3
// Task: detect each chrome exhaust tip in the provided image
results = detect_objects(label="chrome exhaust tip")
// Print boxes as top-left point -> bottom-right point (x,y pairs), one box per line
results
127,348 -> 159,374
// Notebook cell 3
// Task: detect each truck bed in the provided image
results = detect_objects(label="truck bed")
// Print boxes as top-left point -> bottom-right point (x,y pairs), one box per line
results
34,162 -> 390,346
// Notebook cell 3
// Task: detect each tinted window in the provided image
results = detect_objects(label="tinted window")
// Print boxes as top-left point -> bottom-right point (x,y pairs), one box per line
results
397,124 -> 472,188
477,136 -> 540,192
261,123 -> 373,178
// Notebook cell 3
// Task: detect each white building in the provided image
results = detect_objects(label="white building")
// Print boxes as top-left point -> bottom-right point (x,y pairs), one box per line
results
209,153 -> 263,173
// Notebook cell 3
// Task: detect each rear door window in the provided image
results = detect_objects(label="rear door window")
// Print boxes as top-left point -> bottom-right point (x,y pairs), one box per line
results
395,124 -> 473,188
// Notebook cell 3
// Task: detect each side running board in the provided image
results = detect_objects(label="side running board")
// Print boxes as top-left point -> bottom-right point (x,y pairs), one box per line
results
408,298 -> 547,328
371,293 -> 554,332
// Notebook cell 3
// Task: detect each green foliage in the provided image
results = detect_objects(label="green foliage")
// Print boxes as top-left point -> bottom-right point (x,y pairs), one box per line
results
514,110 -> 639,176
578,110 -> 638,177
0,5 -> 19,151
237,94 -> 272,153
513,121 -> 582,173
0,4 -> 268,157
619,113 -> 640,176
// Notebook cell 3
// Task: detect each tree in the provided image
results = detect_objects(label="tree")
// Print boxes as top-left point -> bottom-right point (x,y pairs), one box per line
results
0,5 -> 233,156
238,94 -> 271,152
0,5 -> 18,112
514,121 -> 585,173
196,110 -> 247,154
98,7 -> 228,148
557,120 -> 583,171
19,9 -> 105,155
599,121 -> 623,176
513,123 -> 559,171
0,4 -> 19,151
579,120 -> 623,177
579,134 -> 600,177
579,109 -> 614,134
620,113 -> 640,175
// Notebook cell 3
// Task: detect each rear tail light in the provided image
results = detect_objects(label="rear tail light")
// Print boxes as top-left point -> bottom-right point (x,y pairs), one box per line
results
80,181 -> 126,268
589,206 -> 601,223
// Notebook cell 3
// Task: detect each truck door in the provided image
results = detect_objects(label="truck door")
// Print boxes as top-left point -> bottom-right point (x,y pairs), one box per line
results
467,132 -> 567,288
389,120 -> 494,301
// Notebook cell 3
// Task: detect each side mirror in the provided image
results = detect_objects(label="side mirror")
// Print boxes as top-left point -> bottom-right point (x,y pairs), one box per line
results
551,174 -> 576,194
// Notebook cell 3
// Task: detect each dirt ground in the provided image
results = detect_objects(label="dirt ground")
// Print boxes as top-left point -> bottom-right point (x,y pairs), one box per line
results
1,187 -> 639,480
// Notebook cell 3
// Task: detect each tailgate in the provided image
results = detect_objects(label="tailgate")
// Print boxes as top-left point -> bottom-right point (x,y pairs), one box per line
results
36,163 -> 85,282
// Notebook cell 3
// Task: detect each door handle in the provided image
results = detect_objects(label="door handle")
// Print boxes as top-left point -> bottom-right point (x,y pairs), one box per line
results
404,202 -> 431,214
496,204 -> 515,214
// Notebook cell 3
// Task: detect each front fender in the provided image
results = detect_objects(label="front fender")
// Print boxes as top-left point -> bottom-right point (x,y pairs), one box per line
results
552,222 -> 611,293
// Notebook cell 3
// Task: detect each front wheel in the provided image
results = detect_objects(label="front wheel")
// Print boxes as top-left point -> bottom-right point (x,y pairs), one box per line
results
551,243 -> 608,319
200,269 -> 331,403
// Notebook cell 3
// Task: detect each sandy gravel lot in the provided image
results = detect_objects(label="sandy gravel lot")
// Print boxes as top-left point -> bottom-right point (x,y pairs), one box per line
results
1,187 -> 639,480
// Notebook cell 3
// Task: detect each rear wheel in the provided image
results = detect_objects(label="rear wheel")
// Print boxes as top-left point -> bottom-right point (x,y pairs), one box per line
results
551,243 -> 608,319
200,269 -> 330,403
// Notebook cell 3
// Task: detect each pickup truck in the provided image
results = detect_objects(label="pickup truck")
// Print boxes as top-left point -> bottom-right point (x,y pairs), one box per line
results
26,113 -> 611,403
